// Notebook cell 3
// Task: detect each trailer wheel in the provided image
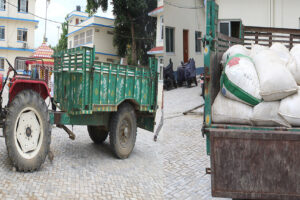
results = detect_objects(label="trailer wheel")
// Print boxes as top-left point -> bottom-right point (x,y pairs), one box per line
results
109,103 -> 137,159
4,90 -> 51,172
87,126 -> 108,144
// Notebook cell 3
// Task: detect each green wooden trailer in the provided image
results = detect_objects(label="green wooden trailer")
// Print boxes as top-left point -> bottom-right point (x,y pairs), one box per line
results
50,46 -> 159,159
203,0 -> 300,199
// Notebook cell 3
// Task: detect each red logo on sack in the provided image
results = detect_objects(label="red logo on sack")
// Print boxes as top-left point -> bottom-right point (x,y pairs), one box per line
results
228,57 -> 240,67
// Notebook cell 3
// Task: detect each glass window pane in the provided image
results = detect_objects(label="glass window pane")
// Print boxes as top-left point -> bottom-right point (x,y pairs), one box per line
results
0,0 -> 5,10
220,22 -> 229,36
166,28 -> 170,52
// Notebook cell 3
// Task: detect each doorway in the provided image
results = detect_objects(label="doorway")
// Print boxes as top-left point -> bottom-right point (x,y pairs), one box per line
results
183,30 -> 189,63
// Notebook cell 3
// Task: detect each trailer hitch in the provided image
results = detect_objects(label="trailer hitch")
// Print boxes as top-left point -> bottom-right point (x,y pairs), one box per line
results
57,125 -> 76,140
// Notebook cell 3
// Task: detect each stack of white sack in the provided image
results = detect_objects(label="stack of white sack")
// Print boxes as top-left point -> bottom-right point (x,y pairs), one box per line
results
212,92 -> 253,125
253,48 -> 297,101
212,43 -> 300,127
279,87 -> 300,126
221,44 -> 250,66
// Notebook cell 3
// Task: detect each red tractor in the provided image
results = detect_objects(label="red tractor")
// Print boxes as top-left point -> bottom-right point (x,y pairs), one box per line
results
1,57 -> 51,172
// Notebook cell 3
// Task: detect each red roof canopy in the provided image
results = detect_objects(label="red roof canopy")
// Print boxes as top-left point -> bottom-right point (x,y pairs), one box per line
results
31,42 -> 54,65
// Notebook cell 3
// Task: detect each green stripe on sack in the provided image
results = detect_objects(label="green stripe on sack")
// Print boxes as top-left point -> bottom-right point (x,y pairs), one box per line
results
222,73 -> 262,106
221,53 -> 261,106
225,53 -> 254,67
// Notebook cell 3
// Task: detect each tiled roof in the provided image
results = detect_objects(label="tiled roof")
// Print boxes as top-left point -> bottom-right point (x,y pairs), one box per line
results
147,46 -> 163,55
31,42 -> 54,65
148,6 -> 164,17
32,42 -> 54,58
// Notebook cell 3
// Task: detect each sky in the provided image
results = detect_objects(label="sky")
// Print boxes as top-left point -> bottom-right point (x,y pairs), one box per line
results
34,0 -> 114,48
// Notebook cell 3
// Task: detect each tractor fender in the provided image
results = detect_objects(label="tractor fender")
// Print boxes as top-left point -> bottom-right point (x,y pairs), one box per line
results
9,79 -> 50,103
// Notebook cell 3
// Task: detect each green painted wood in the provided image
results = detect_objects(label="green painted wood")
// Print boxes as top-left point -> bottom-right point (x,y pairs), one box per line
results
52,46 -> 158,121
49,112 -> 110,126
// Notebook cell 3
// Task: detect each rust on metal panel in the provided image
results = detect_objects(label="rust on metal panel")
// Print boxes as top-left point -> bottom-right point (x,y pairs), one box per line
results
210,128 -> 300,200
53,112 -> 62,125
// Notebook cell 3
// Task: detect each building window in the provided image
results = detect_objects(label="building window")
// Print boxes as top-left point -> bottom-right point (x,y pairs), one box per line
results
69,41 -> 72,48
17,29 -> 27,42
74,35 -> 79,46
0,0 -> 6,11
18,0 -> 28,13
160,16 -> 164,40
166,27 -> 174,53
0,58 -> 4,69
0,26 -> 5,40
195,31 -> 201,52
79,32 -> 85,45
75,18 -> 79,25
16,60 -> 26,70
107,58 -> 114,63
86,29 -> 93,43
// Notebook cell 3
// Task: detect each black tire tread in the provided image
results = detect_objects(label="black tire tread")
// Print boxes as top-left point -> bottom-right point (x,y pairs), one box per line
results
109,103 -> 137,159
87,126 -> 108,144
4,90 -> 51,172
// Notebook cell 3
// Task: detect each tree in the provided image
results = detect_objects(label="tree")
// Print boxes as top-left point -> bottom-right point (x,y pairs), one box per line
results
53,15 -> 68,52
86,0 -> 156,65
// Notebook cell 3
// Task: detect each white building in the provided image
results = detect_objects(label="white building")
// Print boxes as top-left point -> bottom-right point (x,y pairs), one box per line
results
216,0 -> 300,36
164,0 -> 205,71
66,8 -> 120,64
0,0 -> 38,74
147,0 -> 164,70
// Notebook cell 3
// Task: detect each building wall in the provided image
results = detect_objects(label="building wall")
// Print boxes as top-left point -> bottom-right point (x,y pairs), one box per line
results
0,0 -> 37,75
156,12 -> 163,48
0,49 -> 32,72
164,0 -> 205,71
0,0 -> 36,20
157,0 -> 163,7
216,0 -> 300,29
0,19 -> 36,49
67,13 -> 119,63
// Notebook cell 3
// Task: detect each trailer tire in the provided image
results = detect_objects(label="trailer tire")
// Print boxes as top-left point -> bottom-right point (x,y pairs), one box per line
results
87,126 -> 108,144
4,90 -> 51,172
109,103 -> 137,159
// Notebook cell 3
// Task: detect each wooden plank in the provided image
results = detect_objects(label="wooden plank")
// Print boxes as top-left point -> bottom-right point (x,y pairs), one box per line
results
244,38 -> 300,43
217,32 -> 243,44
245,32 -> 291,38
245,26 -> 300,34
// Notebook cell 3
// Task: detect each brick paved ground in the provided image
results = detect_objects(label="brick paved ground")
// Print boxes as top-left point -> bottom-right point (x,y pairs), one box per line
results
163,85 -> 229,200
0,125 -> 164,200
0,85 -> 229,200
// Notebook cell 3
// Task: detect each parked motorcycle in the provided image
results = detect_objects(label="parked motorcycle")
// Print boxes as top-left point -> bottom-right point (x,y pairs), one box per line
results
177,58 -> 198,87
163,59 -> 177,90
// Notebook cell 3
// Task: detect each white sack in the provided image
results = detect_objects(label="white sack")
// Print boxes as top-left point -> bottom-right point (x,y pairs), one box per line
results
212,92 -> 253,125
270,43 -> 290,64
269,43 -> 300,84
251,101 -> 290,127
253,50 -> 297,101
279,87 -> 300,126
289,45 -> 300,85
250,44 -> 268,58
221,54 -> 261,106
290,44 -> 300,56
221,45 -> 249,65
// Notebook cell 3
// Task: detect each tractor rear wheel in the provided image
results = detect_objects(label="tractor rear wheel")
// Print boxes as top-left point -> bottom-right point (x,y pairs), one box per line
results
87,126 -> 108,144
4,90 -> 51,172
109,103 -> 137,159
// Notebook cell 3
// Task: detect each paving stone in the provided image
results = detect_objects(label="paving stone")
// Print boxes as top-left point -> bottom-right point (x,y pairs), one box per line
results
0,85 -> 229,200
